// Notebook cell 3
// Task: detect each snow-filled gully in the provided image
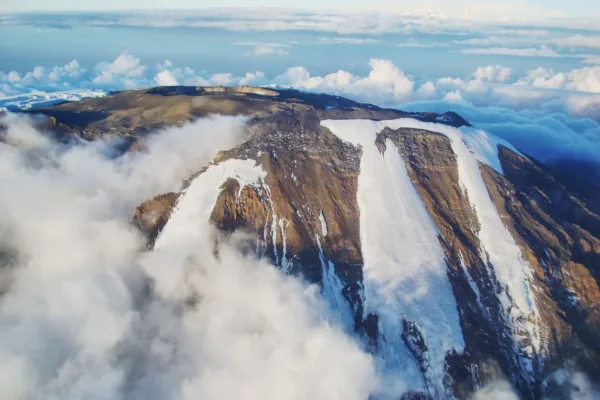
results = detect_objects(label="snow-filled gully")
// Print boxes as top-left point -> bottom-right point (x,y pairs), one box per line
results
322,119 -> 466,398
322,118 -> 543,396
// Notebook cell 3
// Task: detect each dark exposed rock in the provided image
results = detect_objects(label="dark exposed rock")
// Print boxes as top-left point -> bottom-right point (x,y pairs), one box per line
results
401,390 -> 432,400
133,192 -> 180,247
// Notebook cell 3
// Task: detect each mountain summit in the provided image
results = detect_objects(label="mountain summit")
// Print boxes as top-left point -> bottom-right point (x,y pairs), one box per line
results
21,86 -> 600,399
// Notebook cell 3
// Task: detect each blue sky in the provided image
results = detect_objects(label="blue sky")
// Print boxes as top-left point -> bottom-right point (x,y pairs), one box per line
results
4,0 -> 600,17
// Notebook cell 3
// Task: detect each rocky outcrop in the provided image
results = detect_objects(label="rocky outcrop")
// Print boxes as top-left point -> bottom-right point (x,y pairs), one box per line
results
133,192 -> 180,248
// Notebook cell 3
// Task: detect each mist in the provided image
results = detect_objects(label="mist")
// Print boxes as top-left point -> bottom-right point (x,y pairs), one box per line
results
0,114 -> 377,400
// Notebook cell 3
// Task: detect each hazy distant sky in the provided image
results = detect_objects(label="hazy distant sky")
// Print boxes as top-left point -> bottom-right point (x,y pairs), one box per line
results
3,0 -> 600,18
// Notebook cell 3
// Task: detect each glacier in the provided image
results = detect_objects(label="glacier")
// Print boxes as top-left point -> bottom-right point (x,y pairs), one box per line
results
323,117 -> 542,394
376,120 -> 542,364
321,119 -> 466,398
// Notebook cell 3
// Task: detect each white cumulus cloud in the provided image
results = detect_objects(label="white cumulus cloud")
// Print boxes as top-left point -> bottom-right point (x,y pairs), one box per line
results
155,70 -> 179,86
93,52 -> 146,85
235,42 -> 291,56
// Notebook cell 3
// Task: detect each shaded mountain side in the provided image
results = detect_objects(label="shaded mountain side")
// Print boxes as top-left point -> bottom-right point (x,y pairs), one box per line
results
483,148 -> 600,377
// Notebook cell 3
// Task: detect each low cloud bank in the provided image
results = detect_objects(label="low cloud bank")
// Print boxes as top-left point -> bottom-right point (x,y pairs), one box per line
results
0,114 -> 377,399
470,379 -> 519,400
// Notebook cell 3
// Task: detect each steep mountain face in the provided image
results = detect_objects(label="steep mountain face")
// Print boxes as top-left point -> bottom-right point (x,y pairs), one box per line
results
27,87 -> 600,399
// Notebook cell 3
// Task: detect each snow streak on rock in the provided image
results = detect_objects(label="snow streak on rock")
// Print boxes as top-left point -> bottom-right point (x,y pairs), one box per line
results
315,233 -> 355,333
278,219 -> 293,274
154,159 -> 267,251
321,119 -> 465,398
319,210 -> 328,237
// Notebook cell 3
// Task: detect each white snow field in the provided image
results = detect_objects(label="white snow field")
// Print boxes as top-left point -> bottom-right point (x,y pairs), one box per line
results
321,119 -> 466,397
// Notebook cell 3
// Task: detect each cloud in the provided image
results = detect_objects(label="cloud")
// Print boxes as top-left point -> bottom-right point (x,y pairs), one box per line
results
238,71 -> 266,86
274,58 -> 414,104
417,81 -> 437,98
488,28 -> 551,36
234,42 -> 291,56
582,56 -> 600,65
470,379 -> 519,400
453,35 -> 545,48
443,90 -> 464,102
93,52 -> 146,85
455,38 -> 495,46
0,113 -> 378,400
0,55 -> 274,99
317,37 -> 380,45
0,55 -> 145,96
154,70 -> 179,86
544,368 -> 600,400
556,35 -> 600,48
397,41 -> 441,48
516,66 -> 600,93
461,45 -> 561,57
250,45 -> 289,56
3,8 -> 591,37
472,65 -> 513,82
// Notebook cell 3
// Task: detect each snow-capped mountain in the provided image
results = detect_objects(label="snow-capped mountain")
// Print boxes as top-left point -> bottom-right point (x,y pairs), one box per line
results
17,86 -> 600,399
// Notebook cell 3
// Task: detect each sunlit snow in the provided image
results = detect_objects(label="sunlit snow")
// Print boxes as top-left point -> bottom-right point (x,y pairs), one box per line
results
154,159 -> 266,251
331,118 -> 542,382
321,119 -> 465,397
319,210 -> 328,237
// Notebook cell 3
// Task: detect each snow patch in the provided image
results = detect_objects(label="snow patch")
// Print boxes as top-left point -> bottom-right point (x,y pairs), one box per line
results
154,159 -> 266,251
319,210 -> 328,237
279,219 -> 293,274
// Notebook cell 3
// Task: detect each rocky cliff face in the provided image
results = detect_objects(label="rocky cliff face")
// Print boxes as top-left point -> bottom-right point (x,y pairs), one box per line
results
30,87 -> 600,399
